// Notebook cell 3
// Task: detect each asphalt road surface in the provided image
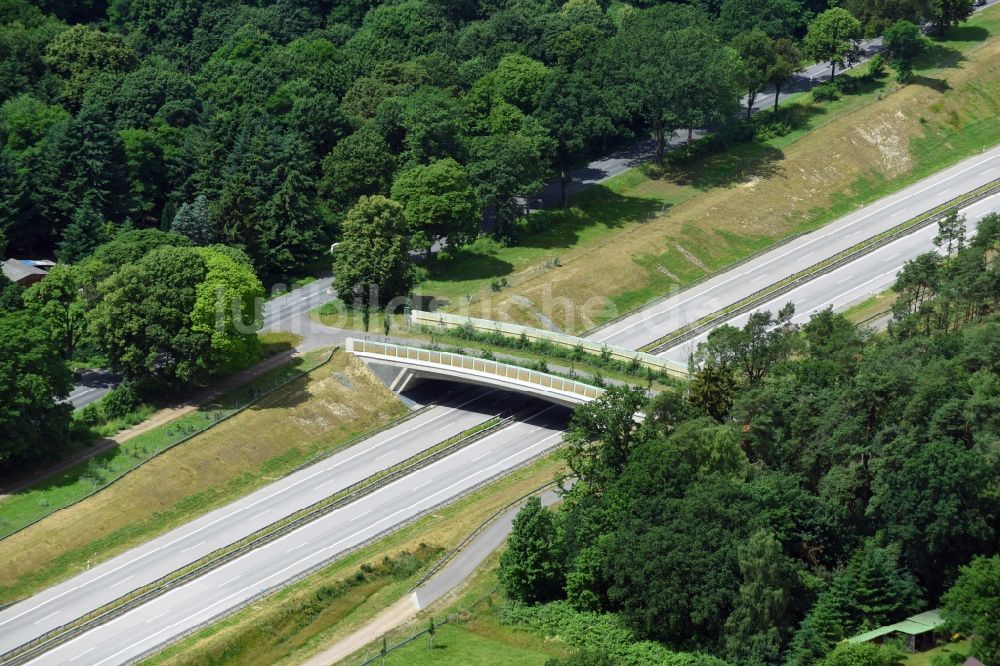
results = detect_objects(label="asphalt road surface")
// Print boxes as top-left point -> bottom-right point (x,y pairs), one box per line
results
589,145 -> 1000,350
0,387 -> 520,656
66,277 -> 335,409
413,488 -> 562,611
657,193 -> 1000,363
23,405 -> 571,666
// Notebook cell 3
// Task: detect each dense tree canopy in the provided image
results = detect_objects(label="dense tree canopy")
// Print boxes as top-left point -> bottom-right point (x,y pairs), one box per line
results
499,230 -> 1000,665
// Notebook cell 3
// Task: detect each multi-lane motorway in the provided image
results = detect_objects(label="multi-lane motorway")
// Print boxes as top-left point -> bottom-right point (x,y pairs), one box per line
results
19,404 -> 571,666
0,387 -> 520,655
656,193 -> 1000,362
589,145 -> 1000,350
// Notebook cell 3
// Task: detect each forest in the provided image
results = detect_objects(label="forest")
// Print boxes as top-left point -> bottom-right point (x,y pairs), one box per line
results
0,0 -> 977,470
499,216 -> 1000,665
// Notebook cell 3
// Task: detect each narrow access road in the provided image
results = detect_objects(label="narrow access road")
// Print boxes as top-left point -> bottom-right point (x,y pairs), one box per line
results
24,406 -> 571,666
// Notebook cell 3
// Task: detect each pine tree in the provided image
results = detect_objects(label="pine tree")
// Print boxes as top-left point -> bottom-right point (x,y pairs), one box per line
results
170,194 -> 215,245
260,165 -> 323,275
57,200 -> 109,263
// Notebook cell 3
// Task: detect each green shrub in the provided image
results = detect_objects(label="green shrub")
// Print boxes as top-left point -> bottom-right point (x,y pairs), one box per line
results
103,381 -> 142,420
812,82 -> 840,102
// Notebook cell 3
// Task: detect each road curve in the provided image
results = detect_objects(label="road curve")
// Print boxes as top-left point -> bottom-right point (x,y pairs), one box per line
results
24,406 -> 571,666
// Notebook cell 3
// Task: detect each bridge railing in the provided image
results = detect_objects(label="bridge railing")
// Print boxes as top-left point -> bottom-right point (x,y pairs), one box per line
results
347,338 -> 605,402
409,310 -> 689,378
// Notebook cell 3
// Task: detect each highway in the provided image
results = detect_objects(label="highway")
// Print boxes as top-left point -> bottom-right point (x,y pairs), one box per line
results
0,386 -> 519,655
589,146 -> 1000,350
23,405 -> 571,666
656,193 -> 1000,363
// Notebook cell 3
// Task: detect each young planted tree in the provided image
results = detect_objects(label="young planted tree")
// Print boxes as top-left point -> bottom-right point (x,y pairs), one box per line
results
803,8 -> 863,80
332,195 -> 413,332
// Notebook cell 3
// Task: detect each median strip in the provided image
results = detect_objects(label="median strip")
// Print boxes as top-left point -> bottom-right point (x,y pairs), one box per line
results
0,406 -> 539,666
640,178 -> 1000,354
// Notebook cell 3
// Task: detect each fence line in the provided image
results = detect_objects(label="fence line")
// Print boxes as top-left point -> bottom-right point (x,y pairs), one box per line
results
0,348 -> 338,547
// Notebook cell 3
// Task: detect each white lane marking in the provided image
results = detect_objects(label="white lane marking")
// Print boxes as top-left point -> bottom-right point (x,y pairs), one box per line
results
470,451 -> 492,463
374,449 -> 397,462
285,542 -> 308,554
0,392 -> 504,630
592,150 -> 1000,342
144,610 -> 170,624
69,646 -> 95,661
33,610 -> 60,625
349,510 -> 372,523
248,510 -> 270,522
181,541 -> 206,553
835,274 -> 855,285
110,575 -> 134,589
84,428 -> 566,666
412,479 -> 434,491
217,574 -> 241,588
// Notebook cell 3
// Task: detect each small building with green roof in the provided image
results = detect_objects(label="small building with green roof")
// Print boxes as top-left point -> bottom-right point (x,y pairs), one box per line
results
846,609 -> 944,652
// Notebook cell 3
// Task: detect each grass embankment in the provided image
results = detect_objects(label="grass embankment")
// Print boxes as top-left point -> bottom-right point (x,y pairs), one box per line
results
81,331 -> 303,440
0,338 -> 311,540
0,350 -> 408,605
842,290 -> 899,324
411,8 -> 1000,333
140,455 -> 567,666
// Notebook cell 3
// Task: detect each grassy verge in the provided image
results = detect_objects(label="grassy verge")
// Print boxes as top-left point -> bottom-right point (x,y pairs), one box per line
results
410,7 -> 1000,333
842,290 -> 898,324
0,347 -> 325,541
140,455 -> 568,666
0,351 -> 408,604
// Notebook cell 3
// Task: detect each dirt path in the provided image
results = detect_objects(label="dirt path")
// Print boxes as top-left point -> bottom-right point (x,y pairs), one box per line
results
301,596 -> 418,666
0,350 -> 300,499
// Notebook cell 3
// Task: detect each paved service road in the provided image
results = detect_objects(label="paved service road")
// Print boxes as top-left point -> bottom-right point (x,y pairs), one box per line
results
589,146 -> 1000,350
656,193 -> 1000,364
0,388 -> 517,656
25,405 -> 571,666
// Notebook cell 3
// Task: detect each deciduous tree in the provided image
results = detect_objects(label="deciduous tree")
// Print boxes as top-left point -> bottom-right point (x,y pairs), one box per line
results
804,8 -> 863,80
332,195 -> 413,331
499,496 -> 566,603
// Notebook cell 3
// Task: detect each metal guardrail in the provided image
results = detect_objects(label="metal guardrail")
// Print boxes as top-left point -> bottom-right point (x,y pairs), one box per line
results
348,339 -> 606,402
409,310 -> 689,378
122,433 -> 567,666
643,178 -> 1000,354
0,407 -> 530,666
0,348 -> 339,549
